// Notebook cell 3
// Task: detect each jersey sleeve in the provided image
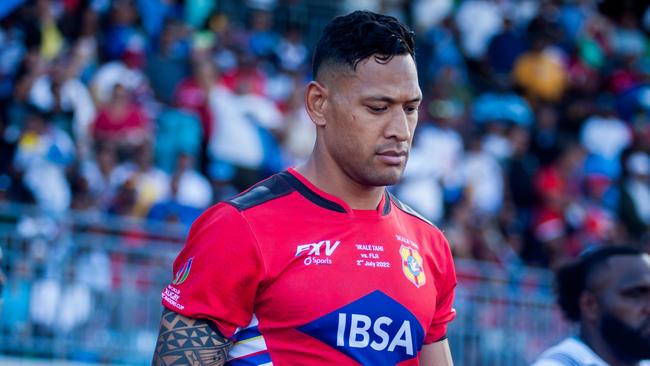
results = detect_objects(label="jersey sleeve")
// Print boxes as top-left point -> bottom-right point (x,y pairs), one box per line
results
424,230 -> 457,343
161,202 -> 265,339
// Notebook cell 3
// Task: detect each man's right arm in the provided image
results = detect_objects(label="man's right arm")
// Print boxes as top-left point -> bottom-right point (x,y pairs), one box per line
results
152,308 -> 233,366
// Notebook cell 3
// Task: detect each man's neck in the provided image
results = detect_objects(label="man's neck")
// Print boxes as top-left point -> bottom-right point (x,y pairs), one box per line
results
295,157 -> 385,211
580,327 -> 640,366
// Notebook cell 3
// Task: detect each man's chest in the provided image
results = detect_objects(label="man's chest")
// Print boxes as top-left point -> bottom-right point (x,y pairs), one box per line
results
250,218 -> 439,334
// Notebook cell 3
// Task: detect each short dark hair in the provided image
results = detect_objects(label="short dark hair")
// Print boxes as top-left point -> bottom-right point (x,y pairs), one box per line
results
556,246 -> 644,322
312,10 -> 415,79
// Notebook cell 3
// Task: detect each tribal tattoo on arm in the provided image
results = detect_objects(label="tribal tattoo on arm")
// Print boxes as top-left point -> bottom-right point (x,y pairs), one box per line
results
152,308 -> 233,366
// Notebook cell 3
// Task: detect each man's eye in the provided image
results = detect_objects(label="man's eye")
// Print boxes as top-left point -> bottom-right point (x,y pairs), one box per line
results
367,106 -> 388,112
405,105 -> 419,114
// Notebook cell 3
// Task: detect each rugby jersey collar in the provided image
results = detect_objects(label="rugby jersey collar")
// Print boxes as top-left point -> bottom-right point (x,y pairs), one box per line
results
282,168 -> 391,217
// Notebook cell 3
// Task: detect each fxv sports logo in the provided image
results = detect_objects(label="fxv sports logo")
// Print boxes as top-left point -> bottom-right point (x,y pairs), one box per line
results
295,240 -> 340,266
298,290 -> 425,364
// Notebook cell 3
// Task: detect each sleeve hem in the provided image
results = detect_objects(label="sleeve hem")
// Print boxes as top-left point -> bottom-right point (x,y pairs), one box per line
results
161,300 -> 237,340
423,331 -> 448,344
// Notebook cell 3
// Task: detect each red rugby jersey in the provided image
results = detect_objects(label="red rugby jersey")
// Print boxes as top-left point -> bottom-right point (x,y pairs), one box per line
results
161,168 -> 456,365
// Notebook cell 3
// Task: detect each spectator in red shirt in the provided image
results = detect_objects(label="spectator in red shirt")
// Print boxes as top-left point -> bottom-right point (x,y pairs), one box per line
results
173,58 -> 218,143
173,58 -> 222,173
92,84 -> 151,153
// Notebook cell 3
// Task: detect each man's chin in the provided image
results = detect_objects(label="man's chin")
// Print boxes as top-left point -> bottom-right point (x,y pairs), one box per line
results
376,168 -> 405,186
601,314 -> 650,361
359,170 -> 403,187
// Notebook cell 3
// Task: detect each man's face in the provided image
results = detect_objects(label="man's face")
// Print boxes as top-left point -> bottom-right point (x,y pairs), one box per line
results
594,255 -> 650,361
320,54 -> 421,187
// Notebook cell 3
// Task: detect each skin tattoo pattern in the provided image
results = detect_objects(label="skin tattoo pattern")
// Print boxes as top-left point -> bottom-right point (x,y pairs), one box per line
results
153,309 -> 233,366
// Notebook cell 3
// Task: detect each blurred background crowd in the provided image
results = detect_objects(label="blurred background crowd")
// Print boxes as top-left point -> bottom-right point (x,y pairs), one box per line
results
1,0 -> 649,363
0,0 -> 648,271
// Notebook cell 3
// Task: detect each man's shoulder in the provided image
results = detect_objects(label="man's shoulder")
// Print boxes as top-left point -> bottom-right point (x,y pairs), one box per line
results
187,172 -> 297,232
225,172 -> 296,212
388,191 -> 437,229
532,337 -> 608,366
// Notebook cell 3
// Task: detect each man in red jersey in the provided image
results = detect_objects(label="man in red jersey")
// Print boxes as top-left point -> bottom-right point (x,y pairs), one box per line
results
153,10 -> 456,366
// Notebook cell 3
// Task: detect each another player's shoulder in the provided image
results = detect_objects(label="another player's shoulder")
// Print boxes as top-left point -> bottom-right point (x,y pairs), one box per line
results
225,171 -> 296,211
387,191 -> 437,229
532,337 -> 607,366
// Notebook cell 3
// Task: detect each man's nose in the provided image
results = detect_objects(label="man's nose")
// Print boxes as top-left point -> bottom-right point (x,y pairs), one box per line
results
385,109 -> 412,141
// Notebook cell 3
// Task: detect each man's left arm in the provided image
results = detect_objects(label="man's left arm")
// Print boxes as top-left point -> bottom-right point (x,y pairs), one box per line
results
421,230 -> 457,365
420,338 -> 453,366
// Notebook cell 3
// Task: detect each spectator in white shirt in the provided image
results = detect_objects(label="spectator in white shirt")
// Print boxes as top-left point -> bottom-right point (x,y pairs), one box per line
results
533,246 -> 650,366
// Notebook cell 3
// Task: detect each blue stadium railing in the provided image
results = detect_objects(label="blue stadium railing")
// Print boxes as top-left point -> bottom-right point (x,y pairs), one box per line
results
0,204 -> 570,365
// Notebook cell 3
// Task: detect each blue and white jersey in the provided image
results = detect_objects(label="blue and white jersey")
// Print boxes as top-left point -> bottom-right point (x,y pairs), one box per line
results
532,337 -> 650,366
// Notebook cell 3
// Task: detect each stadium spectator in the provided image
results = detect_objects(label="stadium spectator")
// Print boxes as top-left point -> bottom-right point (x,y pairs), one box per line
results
90,41 -> 154,111
206,65 -> 279,191
111,142 -> 170,217
532,246 -> 650,366
77,143 -> 119,211
279,77 -> 316,163
618,151 -> 650,241
454,0 -> 502,60
13,104 -> 75,213
145,19 -> 191,105
163,152 -> 212,210
92,84 -> 151,153
579,102 -> 632,180
506,125 -> 537,216
513,34 -> 568,103
27,55 -> 96,159
275,27 -> 308,72
462,133 -> 504,216
173,57 -> 219,151
487,15 -> 526,78
146,155 -> 207,228
247,10 -> 279,59
153,106 -> 203,173
532,144 -> 586,267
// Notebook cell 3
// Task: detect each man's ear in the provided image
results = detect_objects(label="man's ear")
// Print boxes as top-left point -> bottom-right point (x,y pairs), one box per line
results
305,81 -> 328,127
579,291 -> 600,323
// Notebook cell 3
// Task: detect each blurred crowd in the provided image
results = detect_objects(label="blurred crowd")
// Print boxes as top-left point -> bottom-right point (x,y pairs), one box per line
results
0,0 -> 649,269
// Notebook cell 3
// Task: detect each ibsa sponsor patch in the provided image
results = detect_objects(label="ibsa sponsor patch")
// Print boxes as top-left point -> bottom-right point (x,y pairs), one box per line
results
298,290 -> 424,364
399,245 -> 426,288
172,257 -> 193,285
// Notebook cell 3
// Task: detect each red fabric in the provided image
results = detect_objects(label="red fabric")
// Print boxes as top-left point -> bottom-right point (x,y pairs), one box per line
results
533,210 -> 565,241
535,167 -> 566,201
222,68 -> 267,96
93,103 -> 149,140
63,0 -> 80,11
609,68 -> 642,94
583,205 -> 613,239
162,169 -> 457,364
